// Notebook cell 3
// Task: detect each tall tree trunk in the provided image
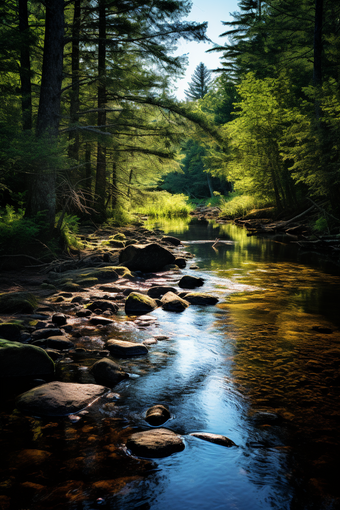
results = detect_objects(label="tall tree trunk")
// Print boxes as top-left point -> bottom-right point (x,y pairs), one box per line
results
25,0 -> 64,232
206,173 -> 214,197
18,0 -> 32,131
112,161 -> 117,209
95,0 -> 107,217
69,0 -> 81,163
313,0 -> 323,119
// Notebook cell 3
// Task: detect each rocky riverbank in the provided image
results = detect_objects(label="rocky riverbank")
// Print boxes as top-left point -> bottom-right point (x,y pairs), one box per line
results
0,224 -> 236,509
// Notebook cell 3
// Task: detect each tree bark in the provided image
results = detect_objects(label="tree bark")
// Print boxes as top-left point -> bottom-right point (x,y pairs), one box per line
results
95,0 -> 107,217
25,0 -> 64,232
18,0 -> 32,131
69,0 -> 81,162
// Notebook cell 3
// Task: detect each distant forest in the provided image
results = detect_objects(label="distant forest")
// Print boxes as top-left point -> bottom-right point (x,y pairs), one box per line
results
1,0 -> 340,245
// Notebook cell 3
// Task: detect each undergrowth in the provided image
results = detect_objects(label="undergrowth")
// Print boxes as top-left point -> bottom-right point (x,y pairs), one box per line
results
219,193 -> 271,218
134,191 -> 193,218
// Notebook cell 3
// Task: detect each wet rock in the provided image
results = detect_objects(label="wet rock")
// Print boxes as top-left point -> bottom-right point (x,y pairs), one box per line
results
107,339 -> 148,358
0,340 -> 55,378
179,292 -> 219,305
175,257 -> 186,268
119,243 -> 175,272
31,336 -> 74,350
0,322 -> 22,341
31,328 -> 63,340
76,309 -> 92,317
126,428 -> 185,458
88,316 -> 114,325
91,358 -> 129,386
145,405 -> 171,426
178,275 -> 204,289
125,292 -> 158,315
87,300 -> 119,313
189,432 -> 236,447
161,236 -> 181,246
161,292 -> 189,312
11,448 -> 52,470
147,286 -> 178,298
51,313 -> 67,326
16,381 -> 108,417
45,348 -> 64,361
71,295 -> 84,303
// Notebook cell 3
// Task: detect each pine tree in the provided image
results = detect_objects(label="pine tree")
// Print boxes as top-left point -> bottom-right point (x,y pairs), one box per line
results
185,62 -> 212,100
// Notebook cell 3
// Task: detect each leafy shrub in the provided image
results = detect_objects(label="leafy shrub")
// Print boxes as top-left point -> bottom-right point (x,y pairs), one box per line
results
0,206 -> 47,255
134,191 -> 194,218
219,193 -> 271,218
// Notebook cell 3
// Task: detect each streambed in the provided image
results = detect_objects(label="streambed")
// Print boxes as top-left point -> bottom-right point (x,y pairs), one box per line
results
1,220 -> 340,510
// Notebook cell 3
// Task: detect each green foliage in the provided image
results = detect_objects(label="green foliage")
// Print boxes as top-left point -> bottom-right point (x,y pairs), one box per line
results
314,216 -> 329,233
219,193 -> 271,218
55,212 -> 84,251
134,191 -> 193,218
0,206 -> 48,255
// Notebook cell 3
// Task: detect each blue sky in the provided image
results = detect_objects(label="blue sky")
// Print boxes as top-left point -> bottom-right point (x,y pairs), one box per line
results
173,0 -> 240,99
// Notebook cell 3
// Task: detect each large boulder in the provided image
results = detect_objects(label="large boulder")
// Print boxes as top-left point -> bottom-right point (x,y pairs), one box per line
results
107,339 -> 148,358
0,339 -> 55,378
90,358 -> 129,386
119,243 -> 175,272
0,322 -> 23,341
126,428 -> 184,458
16,381 -> 108,416
161,292 -> 189,312
125,292 -> 158,315
161,236 -> 181,246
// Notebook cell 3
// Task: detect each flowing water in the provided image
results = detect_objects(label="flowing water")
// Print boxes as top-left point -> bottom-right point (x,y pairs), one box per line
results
2,219 -> 340,510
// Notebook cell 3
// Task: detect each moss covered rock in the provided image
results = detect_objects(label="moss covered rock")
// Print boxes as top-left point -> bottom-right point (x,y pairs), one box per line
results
125,292 -> 158,315
0,339 -> 55,378
0,292 -> 38,314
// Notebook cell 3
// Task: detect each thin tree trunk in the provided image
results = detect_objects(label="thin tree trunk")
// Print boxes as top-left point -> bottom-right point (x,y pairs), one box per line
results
69,0 -> 81,162
18,0 -> 32,131
112,161 -> 117,209
95,0 -> 107,217
313,0 -> 323,119
207,173 -> 214,197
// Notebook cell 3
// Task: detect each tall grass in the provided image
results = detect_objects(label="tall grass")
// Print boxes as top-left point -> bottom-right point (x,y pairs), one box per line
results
220,193 -> 272,218
134,191 -> 194,218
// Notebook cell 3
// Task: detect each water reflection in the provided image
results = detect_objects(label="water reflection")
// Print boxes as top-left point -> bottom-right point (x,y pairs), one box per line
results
2,219 -> 340,509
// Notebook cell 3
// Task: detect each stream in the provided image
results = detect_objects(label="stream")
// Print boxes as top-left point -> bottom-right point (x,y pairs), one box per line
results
2,219 -> 340,510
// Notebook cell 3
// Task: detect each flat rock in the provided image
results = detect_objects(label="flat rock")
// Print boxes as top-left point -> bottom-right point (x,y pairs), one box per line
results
31,336 -> 74,351
88,316 -> 114,325
107,339 -> 148,358
91,358 -> 129,386
178,275 -> 204,289
179,292 -> 219,305
161,292 -> 189,312
190,432 -> 236,447
125,292 -> 158,315
31,328 -> 63,340
119,243 -> 175,272
161,236 -> 181,246
0,340 -> 55,378
16,381 -> 108,417
126,428 -> 184,458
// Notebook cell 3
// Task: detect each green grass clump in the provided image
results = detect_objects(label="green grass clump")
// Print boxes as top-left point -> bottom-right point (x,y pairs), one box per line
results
134,191 -> 194,218
0,206 -> 47,255
219,193 -> 271,218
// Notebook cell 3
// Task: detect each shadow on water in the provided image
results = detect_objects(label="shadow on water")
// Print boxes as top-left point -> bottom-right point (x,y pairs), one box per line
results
2,217 -> 340,509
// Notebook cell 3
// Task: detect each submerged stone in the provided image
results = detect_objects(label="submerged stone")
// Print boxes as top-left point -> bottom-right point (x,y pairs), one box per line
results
145,405 -> 171,426
189,432 -> 236,447
91,358 -> 129,386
